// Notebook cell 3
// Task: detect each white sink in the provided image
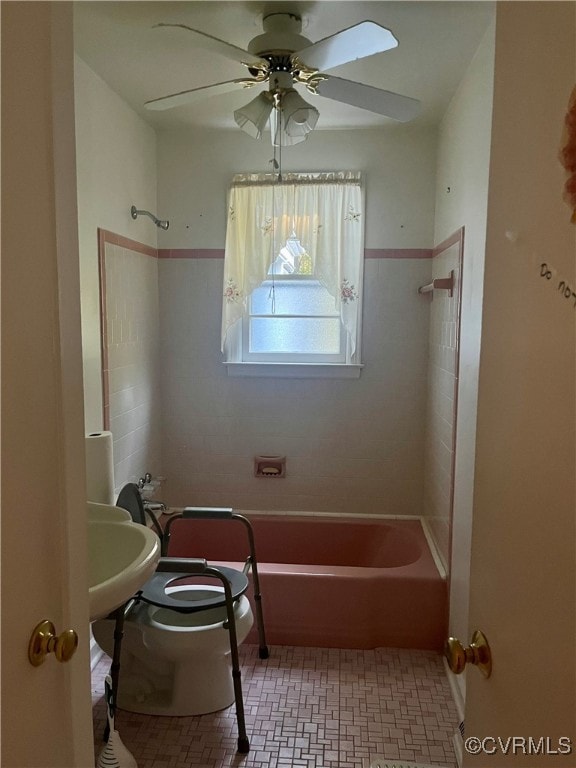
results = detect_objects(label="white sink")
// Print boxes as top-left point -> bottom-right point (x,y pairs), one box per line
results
88,503 -> 161,621
88,501 -> 132,523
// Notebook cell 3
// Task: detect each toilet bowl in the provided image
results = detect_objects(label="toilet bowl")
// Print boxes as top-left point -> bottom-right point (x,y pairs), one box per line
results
92,584 -> 254,716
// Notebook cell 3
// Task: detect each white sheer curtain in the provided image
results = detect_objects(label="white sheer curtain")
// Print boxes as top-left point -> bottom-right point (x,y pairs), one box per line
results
221,171 -> 364,361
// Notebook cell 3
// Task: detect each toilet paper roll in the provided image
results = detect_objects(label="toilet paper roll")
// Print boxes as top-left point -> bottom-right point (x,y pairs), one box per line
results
85,431 -> 115,504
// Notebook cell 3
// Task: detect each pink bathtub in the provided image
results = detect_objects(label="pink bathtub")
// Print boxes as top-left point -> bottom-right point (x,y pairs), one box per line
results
166,515 -> 447,651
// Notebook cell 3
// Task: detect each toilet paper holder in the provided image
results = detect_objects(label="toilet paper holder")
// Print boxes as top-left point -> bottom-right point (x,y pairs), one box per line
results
254,456 -> 286,478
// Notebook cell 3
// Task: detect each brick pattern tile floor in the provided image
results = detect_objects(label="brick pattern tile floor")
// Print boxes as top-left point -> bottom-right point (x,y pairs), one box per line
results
92,645 -> 458,768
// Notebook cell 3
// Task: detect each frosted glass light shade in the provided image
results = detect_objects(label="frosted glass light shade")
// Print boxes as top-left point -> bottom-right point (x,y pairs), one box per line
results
235,87 -> 319,145
234,92 -> 273,139
282,89 -> 319,137
270,107 -> 308,147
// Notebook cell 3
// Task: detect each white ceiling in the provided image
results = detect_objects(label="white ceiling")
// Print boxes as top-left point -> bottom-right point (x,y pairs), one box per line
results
74,1 -> 494,132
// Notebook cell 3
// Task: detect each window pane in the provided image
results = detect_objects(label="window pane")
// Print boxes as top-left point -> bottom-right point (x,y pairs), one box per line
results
267,234 -> 313,275
250,317 -> 341,354
251,280 -> 337,316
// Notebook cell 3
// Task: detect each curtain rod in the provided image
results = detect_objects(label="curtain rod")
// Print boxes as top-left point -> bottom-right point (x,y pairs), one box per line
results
231,172 -> 362,188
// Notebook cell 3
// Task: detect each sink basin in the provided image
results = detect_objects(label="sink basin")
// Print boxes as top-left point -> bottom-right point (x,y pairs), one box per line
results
88,504 -> 161,621
88,501 -> 132,523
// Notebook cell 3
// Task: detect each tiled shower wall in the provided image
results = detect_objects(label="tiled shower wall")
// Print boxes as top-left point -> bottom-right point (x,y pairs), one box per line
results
158,252 -> 433,515
98,231 -> 463,542
99,231 -> 162,495
422,232 -> 463,569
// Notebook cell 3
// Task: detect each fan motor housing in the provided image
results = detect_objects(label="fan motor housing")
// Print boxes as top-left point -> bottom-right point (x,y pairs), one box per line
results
249,54 -> 294,77
248,13 -> 312,58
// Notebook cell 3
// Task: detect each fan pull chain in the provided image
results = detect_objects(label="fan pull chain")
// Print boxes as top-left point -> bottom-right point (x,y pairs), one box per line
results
268,129 -> 281,315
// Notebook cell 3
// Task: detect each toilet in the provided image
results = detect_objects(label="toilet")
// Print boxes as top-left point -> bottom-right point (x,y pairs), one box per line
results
92,583 -> 254,716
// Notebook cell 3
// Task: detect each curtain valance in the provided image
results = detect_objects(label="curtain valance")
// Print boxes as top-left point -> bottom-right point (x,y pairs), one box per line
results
222,171 -> 364,360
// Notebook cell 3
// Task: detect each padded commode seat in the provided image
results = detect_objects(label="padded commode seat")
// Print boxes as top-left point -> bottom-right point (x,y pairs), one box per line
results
140,565 -> 249,612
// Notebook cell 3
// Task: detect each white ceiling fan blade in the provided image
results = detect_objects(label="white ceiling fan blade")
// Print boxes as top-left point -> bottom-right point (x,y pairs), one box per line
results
294,21 -> 398,72
145,79 -> 259,112
315,77 -> 421,123
154,23 -> 269,70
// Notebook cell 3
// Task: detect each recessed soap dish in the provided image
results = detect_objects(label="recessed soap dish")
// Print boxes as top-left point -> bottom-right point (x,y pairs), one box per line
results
254,456 -> 286,478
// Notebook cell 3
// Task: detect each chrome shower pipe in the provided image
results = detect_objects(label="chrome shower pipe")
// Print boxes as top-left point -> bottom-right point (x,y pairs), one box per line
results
130,205 -> 169,230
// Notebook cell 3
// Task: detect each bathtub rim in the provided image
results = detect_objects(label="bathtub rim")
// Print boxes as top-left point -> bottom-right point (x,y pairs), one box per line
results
242,512 -> 447,579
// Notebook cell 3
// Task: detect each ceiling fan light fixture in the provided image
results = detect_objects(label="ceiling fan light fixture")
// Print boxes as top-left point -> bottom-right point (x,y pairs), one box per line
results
281,88 -> 319,137
270,107 -> 308,147
234,92 -> 273,139
146,15 -> 422,131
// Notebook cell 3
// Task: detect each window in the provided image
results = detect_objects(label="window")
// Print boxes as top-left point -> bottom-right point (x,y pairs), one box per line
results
222,172 -> 364,376
246,234 -> 345,363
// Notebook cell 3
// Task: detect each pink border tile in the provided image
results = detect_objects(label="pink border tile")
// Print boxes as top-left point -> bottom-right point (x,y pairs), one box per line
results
99,228 -> 157,259
433,228 -> 464,258
158,248 -> 434,260
430,226 -> 465,577
97,230 -> 111,430
158,248 -> 225,259
364,248 -> 433,259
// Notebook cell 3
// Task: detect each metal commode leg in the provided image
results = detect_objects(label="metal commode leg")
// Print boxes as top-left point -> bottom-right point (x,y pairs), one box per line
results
205,565 -> 250,754
154,557 -> 251,754
234,514 -> 269,659
105,603 -> 128,742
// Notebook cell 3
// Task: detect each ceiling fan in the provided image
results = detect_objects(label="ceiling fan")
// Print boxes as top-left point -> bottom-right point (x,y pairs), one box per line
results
145,12 -> 421,144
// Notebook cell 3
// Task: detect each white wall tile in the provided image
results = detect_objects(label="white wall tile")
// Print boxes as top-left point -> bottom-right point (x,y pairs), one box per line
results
158,257 -> 431,515
103,242 -> 162,497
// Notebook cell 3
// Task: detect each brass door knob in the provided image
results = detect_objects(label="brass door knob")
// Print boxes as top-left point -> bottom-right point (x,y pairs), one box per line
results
28,620 -> 78,667
444,629 -> 492,678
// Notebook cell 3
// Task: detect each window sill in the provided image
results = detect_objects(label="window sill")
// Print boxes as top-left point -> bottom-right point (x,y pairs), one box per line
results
224,362 -> 363,379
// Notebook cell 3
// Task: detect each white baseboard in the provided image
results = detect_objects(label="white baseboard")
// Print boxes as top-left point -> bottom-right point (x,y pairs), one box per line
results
444,657 -> 465,768
443,657 -> 465,720
452,730 -> 464,768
